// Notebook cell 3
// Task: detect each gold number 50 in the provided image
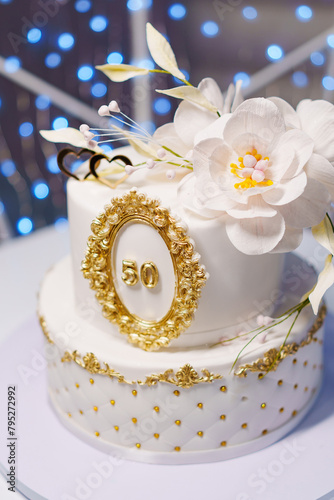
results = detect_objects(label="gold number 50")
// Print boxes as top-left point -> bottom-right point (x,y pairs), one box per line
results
121,260 -> 159,288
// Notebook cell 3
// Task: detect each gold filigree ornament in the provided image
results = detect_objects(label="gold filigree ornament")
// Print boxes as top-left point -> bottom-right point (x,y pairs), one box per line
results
81,189 -> 207,351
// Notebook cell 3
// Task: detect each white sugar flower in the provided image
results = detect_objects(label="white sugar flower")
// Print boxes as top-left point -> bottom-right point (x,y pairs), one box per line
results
178,97 -> 334,255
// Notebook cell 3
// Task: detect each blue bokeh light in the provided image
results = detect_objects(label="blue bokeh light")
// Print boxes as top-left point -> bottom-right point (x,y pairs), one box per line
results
100,144 -> 113,155
54,217 -> 69,232
33,181 -> 49,199
140,121 -> 156,135
27,28 -> 42,44
0,201 -> 4,215
1,159 -> 16,177
234,72 -> 250,88
19,122 -> 34,137
295,5 -> 313,22
327,34 -> 334,49
322,76 -> 334,91
292,71 -> 308,87
91,82 -> 107,98
46,155 -> 60,174
127,0 -> 152,10
266,44 -> 284,61
173,68 -> 189,83
107,52 -> 123,64
45,52 -> 61,68
0,0 -> 12,4
89,15 -> 108,32
52,117 -> 69,130
201,21 -> 219,38
77,65 -> 94,81
4,57 -> 21,73
17,217 -> 33,235
75,0 -> 91,12
310,51 -> 325,66
58,33 -> 75,50
35,95 -> 51,110
242,6 -> 257,20
137,58 -> 154,69
168,3 -> 187,20
153,98 -> 171,115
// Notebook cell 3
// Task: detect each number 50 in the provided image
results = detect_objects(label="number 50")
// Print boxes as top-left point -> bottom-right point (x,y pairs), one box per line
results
121,260 -> 159,288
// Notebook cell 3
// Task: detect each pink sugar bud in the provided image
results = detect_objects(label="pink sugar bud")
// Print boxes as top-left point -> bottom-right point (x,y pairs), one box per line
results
83,131 -> 95,141
241,168 -> 254,178
108,100 -> 120,113
146,159 -> 156,169
252,170 -> 265,182
255,159 -> 269,171
166,169 -> 176,180
87,140 -> 97,149
185,149 -> 194,161
256,314 -> 273,327
157,148 -> 166,158
98,105 -> 110,117
243,154 -> 257,168
79,124 -> 90,133
125,165 -> 135,175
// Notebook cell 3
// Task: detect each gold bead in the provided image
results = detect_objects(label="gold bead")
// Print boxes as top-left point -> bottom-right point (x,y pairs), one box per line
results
220,441 -> 227,447
114,426 -> 119,431
93,406 -> 98,412
68,413 -> 72,418
262,429 -> 268,435
136,443 -> 141,449
277,379 -> 283,386
303,361 -> 308,367
220,386 -> 227,392
313,364 -> 317,369
132,417 -> 137,424
292,410 -> 298,417
279,407 -> 284,413
79,410 -> 83,415
110,400 -> 115,405
154,433 -> 159,439
220,414 -> 226,420
95,431 -> 100,437
174,390 -> 180,396
197,403 -> 203,408
197,431 -> 204,437
293,359 -> 297,365
241,423 -> 248,429
174,446 -> 181,452
75,383 -> 80,388
261,403 -> 266,409
132,390 -> 137,396
175,420 -> 181,426
304,386 -> 309,392
294,384 -> 298,389
89,378 -> 94,384
154,406 -> 160,412
258,373 -> 264,380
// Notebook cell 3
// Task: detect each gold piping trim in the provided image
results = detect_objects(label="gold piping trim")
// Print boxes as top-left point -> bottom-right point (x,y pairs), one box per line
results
39,315 -> 54,344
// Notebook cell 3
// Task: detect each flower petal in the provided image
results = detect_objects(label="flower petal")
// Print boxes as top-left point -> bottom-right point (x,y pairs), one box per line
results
305,153 -> 334,199
194,114 -> 231,146
225,212 -> 285,255
96,64 -> 149,82
308,255 -> 334,314
268,97 -> 301,129
146,23 -> 185,80
193,138 -> 228,176
275,129 -> 314,179
198,77 -> 224,110
312,214 -> 334,255
153,123 -> 189,157
226,195 -> 277,219
276,178 -> 331,228
174,100 -> 217,148
156,86 -> 219,114
40,128 -> 103,152
270,225 -> 303,253
177,172 -> 223,218
262,172 -> 307,206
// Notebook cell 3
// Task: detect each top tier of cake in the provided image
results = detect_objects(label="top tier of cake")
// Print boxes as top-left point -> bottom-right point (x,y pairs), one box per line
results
66,147 -> 285,349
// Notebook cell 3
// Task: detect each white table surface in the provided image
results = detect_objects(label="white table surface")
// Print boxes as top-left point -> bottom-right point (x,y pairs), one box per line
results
0,226 -> 333,500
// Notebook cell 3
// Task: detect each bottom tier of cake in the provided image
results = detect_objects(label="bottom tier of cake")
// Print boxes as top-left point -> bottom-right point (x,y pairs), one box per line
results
38,255 -> 326,464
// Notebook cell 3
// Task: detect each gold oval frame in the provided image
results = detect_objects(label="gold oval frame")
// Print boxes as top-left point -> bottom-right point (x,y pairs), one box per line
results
81,189 -> 207,351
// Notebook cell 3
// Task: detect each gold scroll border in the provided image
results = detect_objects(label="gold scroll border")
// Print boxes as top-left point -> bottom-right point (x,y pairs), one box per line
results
81,189 -> 207,352
39,304 -> 326,388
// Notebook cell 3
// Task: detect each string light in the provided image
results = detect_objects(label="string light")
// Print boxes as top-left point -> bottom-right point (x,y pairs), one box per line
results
17,217 -> 33,235
58,33 -> 75,50
266,44 -> 284,61
168,4 -> 187,20
201,21 -> 219,38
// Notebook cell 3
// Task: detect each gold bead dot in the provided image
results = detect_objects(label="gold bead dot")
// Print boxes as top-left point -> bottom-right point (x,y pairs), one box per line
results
93,406 -> 98,412
75,383 -> 80,389
220,414 -> 226,420
65,387 -> 69,392
277,379 -> 283,386
95,432 -> 100,437
79,410 -> 83,415
132,390 -> 137,396
294,384 -> 298,389
197,431 -> 204,437
262,429 -> 268,435
114,426 -> 119,431
220,386 -> 227,392
261,403 -> 266,409
258,373 -> 264,379
89,378 -> 94,384
136,443 -> 141,449
279,407 -> 284,413
197,403 -> 203,408
241,423 -> 248,429
154,433 -> 159,439
175,420 -> 181,426
154,406 -> 160,412
293,359 -> 297,365
68,413 -> 72,418
220,441 -> 227,447
110,400 -> 115,406
313,364 -> 317,369
304,386 -> 309,392
303,361 -> 308,367
174,446 -> 181,452
292,410 -> 298,417
174,390 -> 180,396
132,417 -> 137,424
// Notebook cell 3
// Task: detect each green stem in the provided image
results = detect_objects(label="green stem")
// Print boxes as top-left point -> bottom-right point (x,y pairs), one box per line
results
148,69 -> 193,87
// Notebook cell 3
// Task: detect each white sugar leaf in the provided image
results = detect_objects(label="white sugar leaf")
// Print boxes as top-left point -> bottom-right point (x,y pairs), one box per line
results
156,86 -> 218,114
96,64 -> 149,82
40,128 -> 102,152
312,214 -> 334,255
111,124 -> 157,159
146,23 -> 185,80
308,254 -> 334,314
